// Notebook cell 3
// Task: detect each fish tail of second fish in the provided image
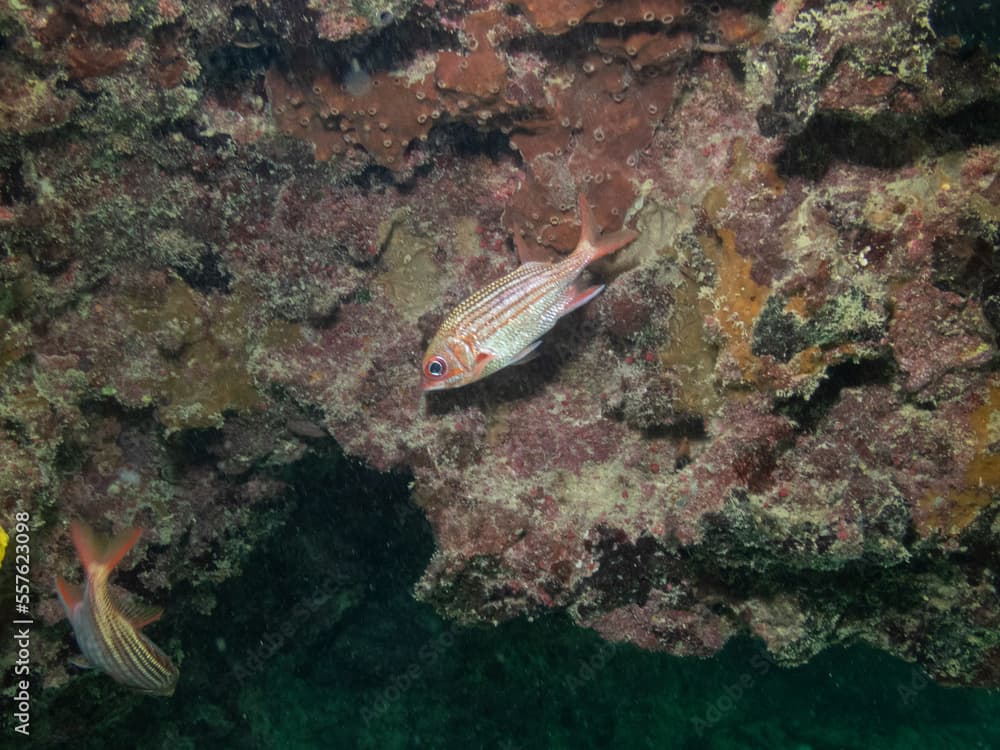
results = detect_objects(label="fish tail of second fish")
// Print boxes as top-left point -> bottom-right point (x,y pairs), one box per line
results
575,194 -> 639,264
71,521 -> 143,579
56,522 -> 144,614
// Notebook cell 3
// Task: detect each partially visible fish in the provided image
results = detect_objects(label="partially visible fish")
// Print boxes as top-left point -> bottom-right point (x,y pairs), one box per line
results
55,522 -> 179,696
421,195 -> 638,390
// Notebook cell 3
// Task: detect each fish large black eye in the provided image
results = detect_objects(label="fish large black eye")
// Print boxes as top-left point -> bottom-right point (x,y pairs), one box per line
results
426,357 -> 447,378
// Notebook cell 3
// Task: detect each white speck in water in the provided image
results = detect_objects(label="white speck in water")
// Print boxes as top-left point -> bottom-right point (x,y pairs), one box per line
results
119,468 -> 142,486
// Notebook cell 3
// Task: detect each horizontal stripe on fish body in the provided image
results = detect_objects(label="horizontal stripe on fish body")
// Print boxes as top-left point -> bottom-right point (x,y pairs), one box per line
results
440,262 -> 565,334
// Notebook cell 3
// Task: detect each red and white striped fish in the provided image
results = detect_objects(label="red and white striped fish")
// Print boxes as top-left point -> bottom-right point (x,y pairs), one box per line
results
55,522 -> 179,696
421,195 -> 638,391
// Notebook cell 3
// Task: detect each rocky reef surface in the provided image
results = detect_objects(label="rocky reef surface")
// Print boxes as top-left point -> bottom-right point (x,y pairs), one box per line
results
0,0 -> 998,710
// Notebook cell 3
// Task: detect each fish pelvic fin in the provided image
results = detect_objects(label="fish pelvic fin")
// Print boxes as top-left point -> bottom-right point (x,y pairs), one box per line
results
508,339 -> 543,366
576,194 -> 639,263
68,654 -> 94,670
70,521 -> 143,577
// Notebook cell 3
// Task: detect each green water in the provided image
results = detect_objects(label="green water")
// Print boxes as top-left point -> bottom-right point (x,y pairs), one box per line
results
42,450 -> 1000,749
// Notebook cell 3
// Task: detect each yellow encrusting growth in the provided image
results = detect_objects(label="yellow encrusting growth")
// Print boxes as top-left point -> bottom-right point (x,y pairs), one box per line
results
705,227 -> 770,380
918,384 -> 1000,537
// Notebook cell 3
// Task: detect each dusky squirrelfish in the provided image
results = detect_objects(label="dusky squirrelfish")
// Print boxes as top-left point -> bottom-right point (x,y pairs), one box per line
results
56,522 -> 179,696
421,195 -> 637,390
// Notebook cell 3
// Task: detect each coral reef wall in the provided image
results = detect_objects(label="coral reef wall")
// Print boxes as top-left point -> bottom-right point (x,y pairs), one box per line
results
1,0 -> 999,700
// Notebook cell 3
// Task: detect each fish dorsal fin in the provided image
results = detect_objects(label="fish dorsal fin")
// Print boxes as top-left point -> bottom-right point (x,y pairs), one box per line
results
112,592 -> 164,630
56,575 -> 84,613
71,522 -> 143,575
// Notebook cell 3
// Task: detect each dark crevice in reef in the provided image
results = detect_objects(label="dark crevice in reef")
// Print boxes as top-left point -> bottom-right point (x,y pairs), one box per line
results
931,224 -> 1000,335
775,357 -> 896,433
197,6 -> 281,90
583,528 -> 662,611
166,425 -> 225,467
774,98 -> 1000,180
643,416 -> 709,443
687,521 -> 948,615
0,158 -> 27,202
255,5 -> 459,87
431,120 -> 520,162
173,247 -> 233,294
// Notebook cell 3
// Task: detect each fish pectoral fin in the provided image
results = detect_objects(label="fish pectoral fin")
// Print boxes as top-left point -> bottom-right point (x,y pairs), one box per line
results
509,340 -> 542,366
68,655 -> 94,670
113,593 -> 164,630
560,284 -> 605,318
55,575 -> 83,612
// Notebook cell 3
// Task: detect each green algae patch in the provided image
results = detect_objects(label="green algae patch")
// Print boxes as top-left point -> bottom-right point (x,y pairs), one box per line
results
374,212 -> 443,323
156,333 -> 261,432
114,279 -> 263,433
0,61 -> 79,135
0,319 -> 30,369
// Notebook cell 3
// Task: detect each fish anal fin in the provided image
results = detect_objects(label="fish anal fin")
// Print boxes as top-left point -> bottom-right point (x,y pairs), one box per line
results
560,284 -> 605,317
509,340 -> 542,366
56,575 -> 83,613
71,522 -> 143,575
113,592 -> 164,630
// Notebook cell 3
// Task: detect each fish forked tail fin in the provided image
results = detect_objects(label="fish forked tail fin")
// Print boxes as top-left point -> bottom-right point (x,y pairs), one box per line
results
70,521 -> 143,576
577,194 -> 639,263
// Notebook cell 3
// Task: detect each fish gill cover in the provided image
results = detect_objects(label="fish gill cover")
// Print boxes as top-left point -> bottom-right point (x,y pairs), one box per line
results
0,0 -> 998,745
